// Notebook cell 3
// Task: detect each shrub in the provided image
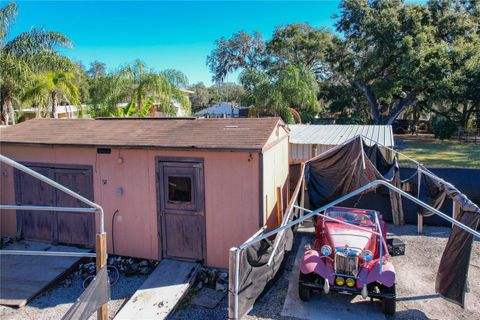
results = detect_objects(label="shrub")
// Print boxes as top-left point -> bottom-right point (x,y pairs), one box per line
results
432,116 -> 458,140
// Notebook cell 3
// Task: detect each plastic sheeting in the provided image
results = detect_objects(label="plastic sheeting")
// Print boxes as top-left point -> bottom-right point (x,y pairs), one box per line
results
306,136 -> 404,225
62,266 -> 110,320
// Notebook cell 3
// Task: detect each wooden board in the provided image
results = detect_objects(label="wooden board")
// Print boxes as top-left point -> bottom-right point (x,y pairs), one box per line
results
114,259 -> 199,320
0,240 -> 90,307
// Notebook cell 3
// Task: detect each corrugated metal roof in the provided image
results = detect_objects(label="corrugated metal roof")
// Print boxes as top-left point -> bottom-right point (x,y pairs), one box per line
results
0,118 -> 283,151
288,124 -> 394,147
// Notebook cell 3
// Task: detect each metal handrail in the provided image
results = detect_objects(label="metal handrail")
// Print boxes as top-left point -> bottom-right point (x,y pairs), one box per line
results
0,154 -> 105,233
0,205 -> 97,213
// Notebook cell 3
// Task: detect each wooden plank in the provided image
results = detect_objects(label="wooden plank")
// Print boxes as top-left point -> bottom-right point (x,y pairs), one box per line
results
276,187 -> 282,226
114,259 -> 199,320
0,241 -> 90,307
228,248 -> 237,319
96,233 -> 108,320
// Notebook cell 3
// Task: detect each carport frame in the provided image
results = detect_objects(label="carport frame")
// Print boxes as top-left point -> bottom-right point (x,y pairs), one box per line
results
229,178 -> 480,319
0,154 -> 108,320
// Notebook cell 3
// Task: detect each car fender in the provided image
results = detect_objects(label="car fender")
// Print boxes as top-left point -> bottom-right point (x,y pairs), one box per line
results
299,250 -> 335,283
357,260 -> 395,288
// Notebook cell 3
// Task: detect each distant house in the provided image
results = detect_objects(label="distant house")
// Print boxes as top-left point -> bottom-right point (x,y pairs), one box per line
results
20,105 -> 82,121
195,102 -> 249,118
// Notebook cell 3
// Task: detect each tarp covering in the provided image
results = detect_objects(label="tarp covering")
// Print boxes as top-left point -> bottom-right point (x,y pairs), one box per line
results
62,266 -> 110,320
436,209 -> 480,307
236,225 -> 294,317
418,170 -> 480,307
305,136 -> 404,225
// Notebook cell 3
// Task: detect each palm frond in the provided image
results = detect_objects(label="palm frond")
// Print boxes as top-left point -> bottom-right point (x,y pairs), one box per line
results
4,28 -> 72,56
0,2 -> 17,45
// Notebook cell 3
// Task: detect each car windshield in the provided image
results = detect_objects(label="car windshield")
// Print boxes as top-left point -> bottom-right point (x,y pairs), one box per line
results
326,210 -> 375,227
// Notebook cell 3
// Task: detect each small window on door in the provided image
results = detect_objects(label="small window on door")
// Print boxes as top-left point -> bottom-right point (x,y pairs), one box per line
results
168,176 -> 192,203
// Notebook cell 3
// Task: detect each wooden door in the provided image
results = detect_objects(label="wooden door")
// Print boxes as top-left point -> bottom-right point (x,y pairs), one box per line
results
14,164 -> 95,247
157,160 -> 205,261
15,167 -> 56,242
55,168 -> 95,247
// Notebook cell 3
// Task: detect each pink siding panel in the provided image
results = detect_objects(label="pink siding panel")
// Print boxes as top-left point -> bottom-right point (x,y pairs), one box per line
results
0,144 -> 265,268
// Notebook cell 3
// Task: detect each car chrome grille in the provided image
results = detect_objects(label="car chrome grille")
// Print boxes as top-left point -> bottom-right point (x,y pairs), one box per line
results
334,251 -> 359,276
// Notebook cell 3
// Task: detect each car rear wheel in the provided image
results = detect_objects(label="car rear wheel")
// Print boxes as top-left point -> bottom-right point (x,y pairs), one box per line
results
380,284 -> 396,315
298,272 -> 314,301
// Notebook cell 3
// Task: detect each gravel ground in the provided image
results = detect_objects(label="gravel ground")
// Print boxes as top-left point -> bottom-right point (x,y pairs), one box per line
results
1,223 -> 479,320
173,223 -> 480,320
0,269 -> 148,320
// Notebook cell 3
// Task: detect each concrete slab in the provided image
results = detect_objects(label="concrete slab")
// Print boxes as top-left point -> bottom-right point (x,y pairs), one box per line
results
114,259 -> 199,320
281,238 -> 386,320
0,240 -> 90,307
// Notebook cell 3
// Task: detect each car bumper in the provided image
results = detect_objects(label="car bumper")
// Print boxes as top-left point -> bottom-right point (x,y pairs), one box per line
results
299,281 -> 396,299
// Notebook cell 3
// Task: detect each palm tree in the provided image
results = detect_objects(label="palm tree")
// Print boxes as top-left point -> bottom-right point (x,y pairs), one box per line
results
239,65 -> 319,123
1,2 -> 74,125
45,71 -> 80,118
88,60 -> 191,118
21,74 -> 51,118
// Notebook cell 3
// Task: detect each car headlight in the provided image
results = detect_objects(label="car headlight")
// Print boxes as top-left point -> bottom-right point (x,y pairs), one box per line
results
346,278 -> 355,288
361,250 -> 373,262
335,276 -> 345,286
321,245 -> 332,256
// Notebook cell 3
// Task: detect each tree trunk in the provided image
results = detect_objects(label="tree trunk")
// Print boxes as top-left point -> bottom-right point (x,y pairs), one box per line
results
51,92 -> 58,118
35,104 -> 41,118
354,81 -> 382,124
354,80 -> 418,125
7,100 -> 15,125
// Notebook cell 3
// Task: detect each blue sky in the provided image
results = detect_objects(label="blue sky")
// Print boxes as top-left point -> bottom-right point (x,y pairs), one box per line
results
8,1 -> 420,85
9,1 -> 342,84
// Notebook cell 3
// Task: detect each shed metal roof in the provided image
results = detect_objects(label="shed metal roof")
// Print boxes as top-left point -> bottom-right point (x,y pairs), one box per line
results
288,124 -> 394,147
0,118 -> 284,151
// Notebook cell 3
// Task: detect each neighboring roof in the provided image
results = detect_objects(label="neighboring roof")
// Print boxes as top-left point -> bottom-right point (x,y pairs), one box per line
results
288,124 -> 394,147
195,102 -> 244,116
0,118 -> 284,151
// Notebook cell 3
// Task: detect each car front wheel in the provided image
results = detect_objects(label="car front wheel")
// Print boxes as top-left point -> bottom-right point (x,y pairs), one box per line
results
298,272 -> 314,301
381,284 -> 396,315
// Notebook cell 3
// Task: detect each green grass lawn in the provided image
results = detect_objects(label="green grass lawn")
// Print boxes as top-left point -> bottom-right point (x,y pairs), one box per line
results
395,135 -> 480,168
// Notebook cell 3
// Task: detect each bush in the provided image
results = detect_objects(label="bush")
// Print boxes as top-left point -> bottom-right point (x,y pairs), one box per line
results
432,116 -> 458,140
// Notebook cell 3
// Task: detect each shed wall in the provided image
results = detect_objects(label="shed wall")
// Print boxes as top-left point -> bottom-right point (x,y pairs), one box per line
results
263,128 -> 290,229
0,144 -> 260,268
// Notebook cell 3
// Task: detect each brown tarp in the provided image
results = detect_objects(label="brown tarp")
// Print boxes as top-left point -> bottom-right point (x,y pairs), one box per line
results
306,137 -> 404,225
419,170 -> 480,307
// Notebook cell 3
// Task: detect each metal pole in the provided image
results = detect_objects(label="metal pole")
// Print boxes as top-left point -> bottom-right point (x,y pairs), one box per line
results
234,248 -> 240,319
0,205 -> 97,213
243,226 -> 267,245
293,205 -> 382,237
417,167 -> 423,234
0,250 -> 96,257
0,154 -> 105,233
240,180 -> 480,251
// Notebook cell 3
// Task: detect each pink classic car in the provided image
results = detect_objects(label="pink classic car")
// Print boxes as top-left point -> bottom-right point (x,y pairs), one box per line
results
299,206 -> 396,315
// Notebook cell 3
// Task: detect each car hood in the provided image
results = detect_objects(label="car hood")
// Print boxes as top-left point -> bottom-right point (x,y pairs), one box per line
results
325,223 -> 374,251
